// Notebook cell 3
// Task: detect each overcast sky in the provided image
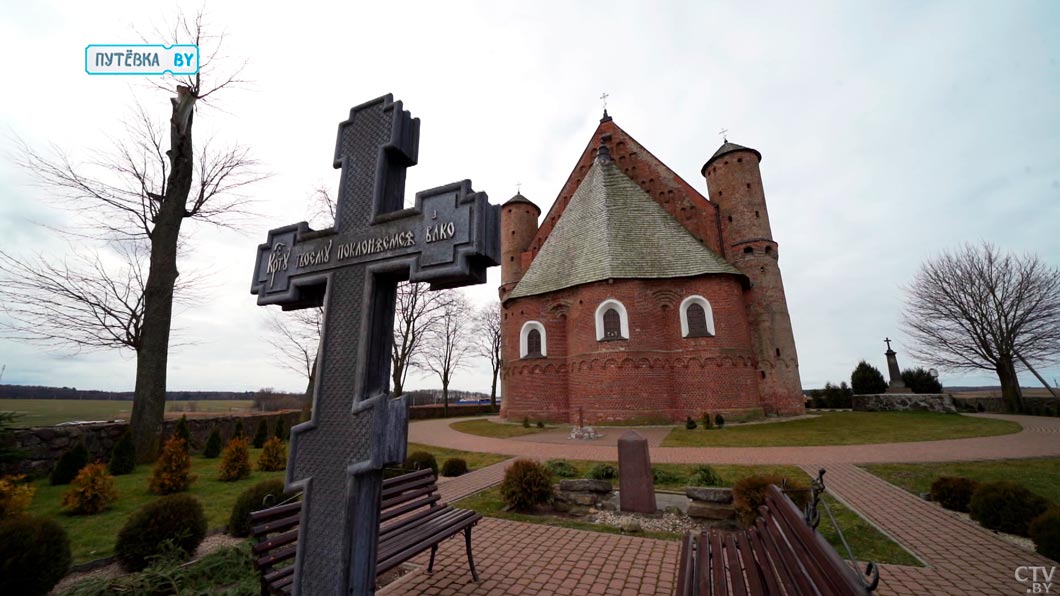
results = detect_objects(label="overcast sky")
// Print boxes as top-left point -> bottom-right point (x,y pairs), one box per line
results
1,1 -> 1058,396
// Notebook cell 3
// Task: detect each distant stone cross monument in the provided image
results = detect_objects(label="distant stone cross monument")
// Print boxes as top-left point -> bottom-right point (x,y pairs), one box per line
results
251,94 -> 499,596
884,337 -> 908,393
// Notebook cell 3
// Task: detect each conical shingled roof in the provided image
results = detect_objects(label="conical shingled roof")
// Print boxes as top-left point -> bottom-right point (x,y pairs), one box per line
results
503,193 -> 539,210
508,157 -> 741,300
701,141 -> 761,174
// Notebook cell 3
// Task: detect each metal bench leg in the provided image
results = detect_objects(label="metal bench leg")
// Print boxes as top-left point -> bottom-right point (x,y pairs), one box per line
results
465,526 -> 480,583
427,544 -> 438,574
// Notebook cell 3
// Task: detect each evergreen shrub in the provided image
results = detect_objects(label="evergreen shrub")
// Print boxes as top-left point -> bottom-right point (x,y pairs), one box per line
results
685,416 -> 697,430
0,515 -> 71,596
274,417 -> 286,441
586,463 -> 616,480
404,451 -> 438,476
203,428 -> 222,459
702,413 -> 714,430
174,415 -> 191,451
257,437 -> 287,472
688,465 -> 723,487
714,414 -> 726,428
108,429 -> 136,475
732,474 -> 810,526
252,420 -> 269,449
850,361 -> 888,395
929,476 -> 979,512
499,459 -> 552,512
233,420 -> 245,438
115,494 -> 206,571
0,474 -> 35,519
62,462 -> 119,514
50,441 -> 88,486
1030,506 -> 1060,562
228,479 -> 288,538
969,481 -> 1051,536
546,459 -> 578,478
901,367 -> 943,394
149,437 -> 196,494
218,438 -> 252,482
440,458 -> 468,477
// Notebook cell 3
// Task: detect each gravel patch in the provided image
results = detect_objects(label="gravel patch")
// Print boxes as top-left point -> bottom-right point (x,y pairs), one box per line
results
590,509 -> 704,534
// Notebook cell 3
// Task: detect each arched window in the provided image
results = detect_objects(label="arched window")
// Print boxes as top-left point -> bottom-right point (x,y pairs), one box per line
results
594,300 -> 629,341
680,295 -> 716,338
519,321 -> 547,358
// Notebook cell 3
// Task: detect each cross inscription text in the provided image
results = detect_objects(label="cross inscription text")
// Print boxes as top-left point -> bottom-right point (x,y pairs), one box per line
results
251,94 -> 499,595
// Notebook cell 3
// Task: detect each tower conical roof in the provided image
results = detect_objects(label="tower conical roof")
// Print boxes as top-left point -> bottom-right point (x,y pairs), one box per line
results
701,141 -> 762,174
503,192 -> 540,210
508,157 -> 741,299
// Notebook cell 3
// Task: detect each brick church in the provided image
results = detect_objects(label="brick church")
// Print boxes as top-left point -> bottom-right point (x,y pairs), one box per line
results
497,112 -> 804,424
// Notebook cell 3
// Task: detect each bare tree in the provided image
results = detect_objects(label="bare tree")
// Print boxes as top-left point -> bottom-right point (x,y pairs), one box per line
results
392,281 -> 449,396
902,243 -> 1060,412
473,303 -> 502,411
4,13 -> 264,460
266,308 -> 323,397
419,292 -> 475,417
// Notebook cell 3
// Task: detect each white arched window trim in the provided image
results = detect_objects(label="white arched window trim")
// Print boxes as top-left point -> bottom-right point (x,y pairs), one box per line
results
679,295 -> 716,337
594,299 -> 630,341
519,321 -> 547,358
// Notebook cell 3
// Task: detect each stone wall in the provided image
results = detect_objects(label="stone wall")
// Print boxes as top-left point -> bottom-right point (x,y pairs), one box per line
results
407,404 -> 496,420
953,396 -> 1059,413
2,411 -> 301,477
853,393 -> 957,414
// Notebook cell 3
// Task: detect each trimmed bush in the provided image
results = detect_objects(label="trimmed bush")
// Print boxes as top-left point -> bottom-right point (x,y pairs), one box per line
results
257,437 -> 287,472
1030,506 -> 1060,562
174,415 -> 191,451
586,463 -> 617,480
0,515 -> 71,596
219,438 -> 252,481
404,451 -> 438,476
652,466 -> 682,485
702,413 -> 714,430
976,402 -> 985,413
851,361 -> 888,394
274,417 -> 287,441
536,420 -> 545,429
688,465 -> 723,487
0,474 -> 36,519
969,481 -> 1051,536
499,459 -> 552,511
733,474 -> 810,527
685,416 -> 697,430
108,429 -> 136,475
714,414 -> 725,429
50,441 -> 88,486
203,427 -> 222,459
522,417 -> 530,428
115,494 -> 207,571
149,437 -> 196,494
930,476 -> 979,512
546,459 -> 578,478
901,367 -> 943,394
62,462 -> 119,514
229,479 -> 288,538
252,419 -> 269,449
441,458 -> 468,477
233,420 -> 245,438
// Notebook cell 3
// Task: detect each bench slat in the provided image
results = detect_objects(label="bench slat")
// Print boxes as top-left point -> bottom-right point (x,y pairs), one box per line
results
710,529 -> 726,595
378,510 -> 482,574
746,526 -> 784,596
380,500 -> 445,535
378,507 -> 478,562
253,528 -> 299,555
756,513 -> 812,594
380,494 -> 442,524
724,531 -> 749,596
381,468 -> 434,498
250,500 -> 302,523
381,485 -> 436,510
251,513 -> 302,539
256,543 -> 298,569
676,533 -> 695,596
263,565 -> 294,584
766,490 -> 850,596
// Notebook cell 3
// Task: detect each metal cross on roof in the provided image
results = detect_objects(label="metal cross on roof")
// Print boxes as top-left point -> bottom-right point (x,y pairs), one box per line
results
719,128 -> 729,142
884,337 -> 893,350
516,181 -> 522,194
600,92 -> 609,110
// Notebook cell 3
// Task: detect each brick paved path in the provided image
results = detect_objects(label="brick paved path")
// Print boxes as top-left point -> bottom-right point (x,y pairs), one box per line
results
383,459 -> 681,595
802,463 -> 1055,596
410,413 -> 1060,464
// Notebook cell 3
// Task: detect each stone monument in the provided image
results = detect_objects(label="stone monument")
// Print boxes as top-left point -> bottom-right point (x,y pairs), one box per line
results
251,94 -> 499,596
618,430 -> 656,514
883,337 -> 909,394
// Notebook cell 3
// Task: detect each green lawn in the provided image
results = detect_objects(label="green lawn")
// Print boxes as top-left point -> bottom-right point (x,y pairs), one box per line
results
1,399 -> 254,427
449,418 -> 559,438
27,448 -> 285,563
456,460 -> 919,566
663,412 -> 1021,447
863,457 -> 1060,503
406,442 -> 509,471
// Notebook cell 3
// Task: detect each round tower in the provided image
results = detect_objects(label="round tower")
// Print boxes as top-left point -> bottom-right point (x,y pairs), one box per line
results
703,142 -> 804,414
499,192 -> 540,301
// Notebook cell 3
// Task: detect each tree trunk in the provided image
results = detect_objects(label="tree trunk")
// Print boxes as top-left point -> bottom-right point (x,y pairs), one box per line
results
489,365 -> 498,412
128,90 -> 196,462
391,364 -> 403,396
442,377 -> 449,419
996,356 -> 1025,413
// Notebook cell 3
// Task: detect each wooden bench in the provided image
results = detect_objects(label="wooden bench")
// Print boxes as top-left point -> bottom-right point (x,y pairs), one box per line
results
676,472 -> 879,596
249,468 -> 483,595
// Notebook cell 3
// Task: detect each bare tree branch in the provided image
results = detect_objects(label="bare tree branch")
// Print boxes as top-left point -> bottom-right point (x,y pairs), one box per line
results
419,291 -> 475,416
472,303 -> 502,410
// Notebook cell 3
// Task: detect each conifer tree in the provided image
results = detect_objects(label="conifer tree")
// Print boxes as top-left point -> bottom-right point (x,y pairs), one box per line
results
851,361 -> 888,394
174,415 -> 191,452
202,427 -> 222,459
108,430 -> 136,475
252,419 -> 268,449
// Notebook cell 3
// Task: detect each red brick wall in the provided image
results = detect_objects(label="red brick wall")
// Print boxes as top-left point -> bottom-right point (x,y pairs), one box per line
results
501,277 -> 767,424
499,201 -> 539,301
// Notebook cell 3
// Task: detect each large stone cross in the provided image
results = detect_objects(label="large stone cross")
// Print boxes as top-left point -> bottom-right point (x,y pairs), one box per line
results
251,94 -> 499,596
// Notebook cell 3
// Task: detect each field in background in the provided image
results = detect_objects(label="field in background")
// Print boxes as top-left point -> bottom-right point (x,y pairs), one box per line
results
0,398 -> 255,427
